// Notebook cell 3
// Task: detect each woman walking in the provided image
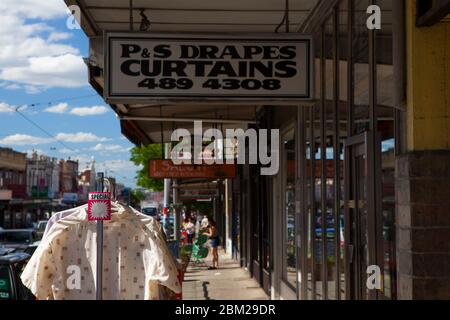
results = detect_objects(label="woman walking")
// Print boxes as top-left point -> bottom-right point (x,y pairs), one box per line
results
203,217 -> 220,270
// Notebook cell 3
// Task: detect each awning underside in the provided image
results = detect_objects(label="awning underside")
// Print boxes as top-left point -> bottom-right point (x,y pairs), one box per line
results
65,0 -> 320,144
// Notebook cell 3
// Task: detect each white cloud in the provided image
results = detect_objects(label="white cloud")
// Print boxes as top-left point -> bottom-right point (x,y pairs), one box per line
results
24,85 -> 42,94
55,132 -> 111,143
91,144 -> 131,153
0,3 -> 86,91
58,148 -> 80,154
44,103 -> 69,114
42,103 -> 109,116
0,134 -> 53,146
4,84 -> 20,90
48,32 -> 72,42
71,154 -> 94,168
0,0 -> 69,20
1,54 -> 87,88
97,160 -> 138,172
70,106 -> 109,117
0,102 -> 15,113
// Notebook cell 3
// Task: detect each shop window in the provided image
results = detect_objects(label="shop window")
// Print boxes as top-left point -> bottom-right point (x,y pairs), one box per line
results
282,128 -> 296,289
305,108 -> 314,300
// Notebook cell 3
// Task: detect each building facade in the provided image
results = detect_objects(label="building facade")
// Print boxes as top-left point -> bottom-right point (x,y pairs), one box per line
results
0,148 -> 27,228
26,151 -> 60,200
78,158 -> 96,202
60,159 -> 79,205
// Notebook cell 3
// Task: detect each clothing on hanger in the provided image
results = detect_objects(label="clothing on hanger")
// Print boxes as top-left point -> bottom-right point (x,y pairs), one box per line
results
43,204 -> 88,238
21,204 -> 180,300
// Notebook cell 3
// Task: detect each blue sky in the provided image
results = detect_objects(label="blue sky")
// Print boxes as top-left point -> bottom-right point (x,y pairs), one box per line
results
0,1 -> 139,188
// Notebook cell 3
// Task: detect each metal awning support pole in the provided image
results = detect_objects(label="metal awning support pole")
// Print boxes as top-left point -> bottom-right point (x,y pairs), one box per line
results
96,172 -> 104,300
129,0 -> 134,31
173,179 -> 180,241
163,144 -> 171,238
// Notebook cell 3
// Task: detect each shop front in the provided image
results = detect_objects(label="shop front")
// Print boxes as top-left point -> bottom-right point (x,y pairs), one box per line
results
67,0 -> 450,300
267,0 -> 400,300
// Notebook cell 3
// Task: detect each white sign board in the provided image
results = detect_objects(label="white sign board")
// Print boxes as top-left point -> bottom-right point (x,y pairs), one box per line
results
105,33 -> 314,102
88,192 -> 111,221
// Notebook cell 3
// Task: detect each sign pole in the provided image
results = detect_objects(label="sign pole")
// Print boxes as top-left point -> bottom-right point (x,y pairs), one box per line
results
96,173 -> 104,300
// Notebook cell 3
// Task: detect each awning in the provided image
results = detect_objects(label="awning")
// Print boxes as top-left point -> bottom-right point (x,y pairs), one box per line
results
65,0 -> 320,145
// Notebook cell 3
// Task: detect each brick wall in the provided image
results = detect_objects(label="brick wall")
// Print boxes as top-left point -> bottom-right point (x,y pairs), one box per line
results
396,151 -> 450,299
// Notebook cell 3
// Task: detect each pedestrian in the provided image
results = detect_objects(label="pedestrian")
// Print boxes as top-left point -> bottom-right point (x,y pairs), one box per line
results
203,217 -> 220,270
185,217 -> 195,244
201,215 -> 209,230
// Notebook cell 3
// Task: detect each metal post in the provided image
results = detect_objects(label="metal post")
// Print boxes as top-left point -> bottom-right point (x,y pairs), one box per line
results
173,179 -> 180,241
163,144 -> 171,238
96,172 -> 104,300
129,0 -> 134,31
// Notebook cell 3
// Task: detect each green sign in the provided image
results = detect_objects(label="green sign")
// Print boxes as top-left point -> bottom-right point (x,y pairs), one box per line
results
0,278 -> 10,291
31,186 -> 49,198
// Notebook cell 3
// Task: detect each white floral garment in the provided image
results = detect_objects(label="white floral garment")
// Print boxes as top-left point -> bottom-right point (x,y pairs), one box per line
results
21,205 -> 180,300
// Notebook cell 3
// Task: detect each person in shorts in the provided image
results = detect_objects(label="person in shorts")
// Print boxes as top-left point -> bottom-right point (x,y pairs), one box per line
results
203,217 -> 220,269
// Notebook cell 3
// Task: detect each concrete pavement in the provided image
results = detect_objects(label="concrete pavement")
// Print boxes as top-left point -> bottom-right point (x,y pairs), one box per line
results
182,250 -> 269,300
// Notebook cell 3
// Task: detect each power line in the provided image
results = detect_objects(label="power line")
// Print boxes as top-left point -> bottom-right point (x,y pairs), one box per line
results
15,107 -> 76,152
27,93 -> 99,108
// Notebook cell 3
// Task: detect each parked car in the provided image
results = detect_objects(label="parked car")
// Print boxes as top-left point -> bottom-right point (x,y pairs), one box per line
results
35,220 -> 48,239
0,230 -> 38,251
141,207 -> 158,217
23,241 -> 40,257
0,251 -> 35,300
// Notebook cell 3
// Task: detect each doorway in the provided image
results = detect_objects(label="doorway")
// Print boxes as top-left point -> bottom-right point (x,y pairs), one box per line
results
344,131 -> 382,300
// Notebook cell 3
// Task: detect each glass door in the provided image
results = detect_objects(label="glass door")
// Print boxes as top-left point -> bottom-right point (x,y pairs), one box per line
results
344,131 -> 381,300
281,128 -> 297,291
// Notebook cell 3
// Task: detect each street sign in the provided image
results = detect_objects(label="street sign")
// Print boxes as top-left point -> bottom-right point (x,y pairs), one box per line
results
105,32 -> 314,103
149,160 -> 236,179
179,189 -> 219,199
88,192 -> 112,221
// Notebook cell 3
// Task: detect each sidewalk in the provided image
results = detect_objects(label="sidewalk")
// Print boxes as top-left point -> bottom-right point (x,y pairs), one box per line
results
182,250 -> 269,300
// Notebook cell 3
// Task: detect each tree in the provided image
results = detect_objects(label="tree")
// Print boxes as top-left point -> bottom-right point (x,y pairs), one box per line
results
183,200 -> 213,218
130,144 -> 164,191
131,189 -> 146,202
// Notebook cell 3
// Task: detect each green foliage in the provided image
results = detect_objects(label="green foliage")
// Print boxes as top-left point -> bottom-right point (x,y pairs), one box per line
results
183,200 -> 213,217
130,144 -> 164,191
131,189 -> 146,201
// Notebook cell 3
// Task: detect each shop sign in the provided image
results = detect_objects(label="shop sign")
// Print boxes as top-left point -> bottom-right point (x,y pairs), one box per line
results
105,33 -> 314,102
0,190 -> 12,201
31,186 -> 49,199
149,160 -> 236,179
179,189 -> 219,199
88,192 -> 111,221
63,192 -> 78,203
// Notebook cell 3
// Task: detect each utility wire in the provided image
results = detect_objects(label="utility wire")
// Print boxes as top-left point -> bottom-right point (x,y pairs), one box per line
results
27,93 -> 98,108
15,106 -> 76,152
